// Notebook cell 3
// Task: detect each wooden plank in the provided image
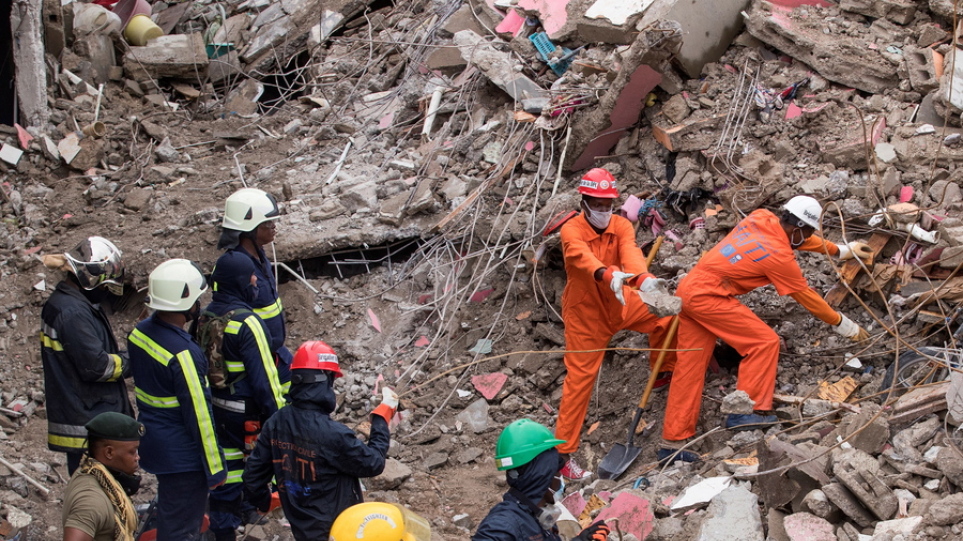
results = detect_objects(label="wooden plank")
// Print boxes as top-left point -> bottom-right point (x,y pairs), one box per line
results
824,232 -> 892,306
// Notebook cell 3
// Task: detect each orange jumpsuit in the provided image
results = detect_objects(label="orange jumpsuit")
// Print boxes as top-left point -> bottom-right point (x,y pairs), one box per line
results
556,213 -> 677,454
662,209 -> 841,442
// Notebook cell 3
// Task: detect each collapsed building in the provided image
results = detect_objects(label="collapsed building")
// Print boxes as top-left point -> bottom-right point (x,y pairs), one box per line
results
3,0 -> 963,538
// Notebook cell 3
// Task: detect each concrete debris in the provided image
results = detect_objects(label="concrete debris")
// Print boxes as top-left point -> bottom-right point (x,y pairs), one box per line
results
695,485 -> 763,541
4,0 -> 963,536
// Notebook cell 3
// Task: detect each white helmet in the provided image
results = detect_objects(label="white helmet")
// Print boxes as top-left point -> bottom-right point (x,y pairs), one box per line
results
782,195 -> 822,229
145,259 -> 208,312
65,236 -> 125,295
222,188 -> 280,232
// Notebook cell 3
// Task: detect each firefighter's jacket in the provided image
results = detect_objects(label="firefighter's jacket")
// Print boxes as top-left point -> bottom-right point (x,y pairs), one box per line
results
128,314 -> 226,487
204,250 -> 286,417
40,281 -> 132,453
242,373 -> 389,541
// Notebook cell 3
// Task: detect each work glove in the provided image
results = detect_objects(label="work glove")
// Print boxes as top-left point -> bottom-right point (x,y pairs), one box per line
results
602,266 -> 635,306
836,242 -> 873,261
834,313 -> 870,342
372,386 -> 399,422
575,521 -> 610,541
639,276 -> 668,293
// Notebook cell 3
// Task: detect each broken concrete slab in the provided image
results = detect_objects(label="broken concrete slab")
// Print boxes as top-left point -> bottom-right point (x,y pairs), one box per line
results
832,464 -> 897,521
594,492 -> 655,540
839,0 -> 917,25
123,34 -> 210,82
695,485 -> 764,541
641,0 -> 752,78
821,483 -> 875,528
567,21 -> 682,170
744,1 -> 900,94
454,30 -> 548,104
652,114 -> 727,152
783,513 -> 835,541
670,476 -> 732,512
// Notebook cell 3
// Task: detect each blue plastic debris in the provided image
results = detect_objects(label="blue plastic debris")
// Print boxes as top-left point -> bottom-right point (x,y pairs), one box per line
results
529,32 -> 574,76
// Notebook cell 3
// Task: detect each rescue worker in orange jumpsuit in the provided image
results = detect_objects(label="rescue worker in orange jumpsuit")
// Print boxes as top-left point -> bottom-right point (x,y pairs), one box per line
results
555,168 -> 678,480
658,196 -> 871,462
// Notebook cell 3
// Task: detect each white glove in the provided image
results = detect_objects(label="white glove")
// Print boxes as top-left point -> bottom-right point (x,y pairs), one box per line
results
640,276 -> 667,293
836,242 -> 873,261
609,272 -> 635,305
834,313 -> 870,342
380,387 -> 399,409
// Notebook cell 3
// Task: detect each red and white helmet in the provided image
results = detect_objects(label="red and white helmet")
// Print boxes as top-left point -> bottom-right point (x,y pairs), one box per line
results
577,168 -> 619,199
292,340 -> 343,378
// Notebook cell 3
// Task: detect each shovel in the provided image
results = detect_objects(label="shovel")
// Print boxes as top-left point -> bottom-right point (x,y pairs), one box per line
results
597,315 -> 679,480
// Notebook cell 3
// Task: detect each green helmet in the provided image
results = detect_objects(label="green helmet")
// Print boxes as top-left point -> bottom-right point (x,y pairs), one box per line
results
494,419 -> 565,471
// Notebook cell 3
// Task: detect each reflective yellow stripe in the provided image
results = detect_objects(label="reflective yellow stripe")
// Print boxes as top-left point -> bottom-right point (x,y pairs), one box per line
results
253,298 -> 282,320
107,354 -> 124,381
225,469 -> 244,484
40,332 -> 64,352
225,360 -> 245,373
225,321 -> 243,335
174,350 -> 223,475
223,448 -> 245,461
135,387 -> 179,408
48,434 -> 86,450
244,315 -> 286,411
129,329 -> 172,366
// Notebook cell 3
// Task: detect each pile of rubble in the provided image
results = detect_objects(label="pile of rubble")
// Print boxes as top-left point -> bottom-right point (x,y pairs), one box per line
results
6,0 -> 963,537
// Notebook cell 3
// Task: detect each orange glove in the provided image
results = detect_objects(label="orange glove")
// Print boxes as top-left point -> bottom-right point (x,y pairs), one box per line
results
575,521 -> 610,541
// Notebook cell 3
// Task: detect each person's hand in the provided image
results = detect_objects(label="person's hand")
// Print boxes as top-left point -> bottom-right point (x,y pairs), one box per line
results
640,276 -> 667,293
372,386 -> 399,422
601,266 -> 635,305
834,313 -> 870,342
837,242 -> 873,261
575,521 -> 610,541
380,387 -> 399,409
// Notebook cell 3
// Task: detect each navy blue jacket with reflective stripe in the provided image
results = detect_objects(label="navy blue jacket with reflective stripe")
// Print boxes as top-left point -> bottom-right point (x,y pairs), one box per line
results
128,314 -> 225,485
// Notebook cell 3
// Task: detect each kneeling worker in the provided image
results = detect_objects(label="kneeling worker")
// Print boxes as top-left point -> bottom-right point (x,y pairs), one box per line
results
473,419 -> 610,541
62,412 -> 144,541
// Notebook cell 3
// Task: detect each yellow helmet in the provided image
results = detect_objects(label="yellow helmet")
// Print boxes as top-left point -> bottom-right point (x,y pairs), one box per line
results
329,502 -> 430,541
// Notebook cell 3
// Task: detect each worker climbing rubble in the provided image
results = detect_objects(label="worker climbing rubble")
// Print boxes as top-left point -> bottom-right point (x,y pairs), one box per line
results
473,419 -> 611,541
41,236 -> 132,476
242,340 -> 396,540
659,195 -> 872,463
199,250 -> 287,541
217,188 -> 293,384
61,412 -> 143,541
555,168 -> 681,480
128,259 -> 226,540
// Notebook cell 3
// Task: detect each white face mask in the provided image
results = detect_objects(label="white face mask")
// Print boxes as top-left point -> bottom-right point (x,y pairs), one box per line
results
583,203 -> 612,230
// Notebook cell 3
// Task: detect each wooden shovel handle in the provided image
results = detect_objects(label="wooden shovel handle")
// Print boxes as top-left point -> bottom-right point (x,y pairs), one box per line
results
639,315 -> 679,409
644,236 -> 664,269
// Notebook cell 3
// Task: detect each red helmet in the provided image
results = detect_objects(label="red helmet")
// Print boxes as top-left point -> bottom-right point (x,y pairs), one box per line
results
577,168 -> 619,199
292,341 -> 343,378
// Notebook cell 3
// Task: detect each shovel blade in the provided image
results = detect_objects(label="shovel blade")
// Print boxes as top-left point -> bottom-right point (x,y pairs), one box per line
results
597,443 -> 642,480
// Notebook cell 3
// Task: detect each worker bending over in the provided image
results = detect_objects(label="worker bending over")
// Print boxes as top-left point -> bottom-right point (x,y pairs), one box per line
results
555,168 -> 678,480
203,251 -> 287,541
129,259 -> 226,540
473,419 -> 610,541
659,196 -> 870,462
243,341 -> 397,540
